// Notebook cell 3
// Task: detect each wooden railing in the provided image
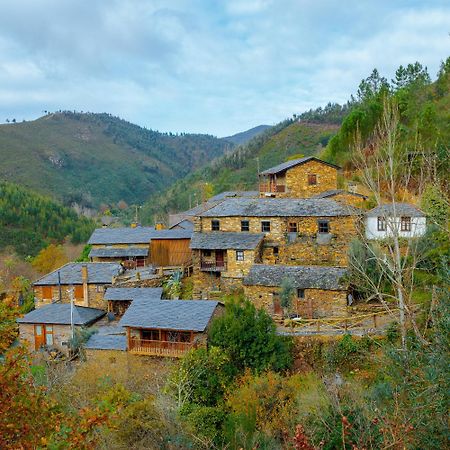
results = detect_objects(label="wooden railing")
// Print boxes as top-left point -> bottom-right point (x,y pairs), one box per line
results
129,338 -> 193,357
200,261 -> 227,271
259,183 -> 285,193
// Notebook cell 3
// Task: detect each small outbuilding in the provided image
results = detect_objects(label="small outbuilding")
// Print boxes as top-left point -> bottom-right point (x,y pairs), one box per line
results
243,264 -> 348,319
17,304 -> 105,354
104,287 -> 163,316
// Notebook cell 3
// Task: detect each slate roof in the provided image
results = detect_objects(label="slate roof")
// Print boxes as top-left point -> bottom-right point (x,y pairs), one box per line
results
169,219 -> 195,231
17,304 -> 105,325
33,263 -> 123,286
260,156 -> 340,175
89,247 -> 149,258
199,198 -> 361,218
243,264 -> 348,290
190,232 -> 265,250
88,227 -> 192,245
366,203 -> 425,217
104,287 -> 163,302
312,189 -> 368,200
208,191 -> 259,201
119,299 -> 219,331
85,330 -> 127,351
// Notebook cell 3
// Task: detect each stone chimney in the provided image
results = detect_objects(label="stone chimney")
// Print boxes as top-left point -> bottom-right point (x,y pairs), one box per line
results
81,264 -> 89,307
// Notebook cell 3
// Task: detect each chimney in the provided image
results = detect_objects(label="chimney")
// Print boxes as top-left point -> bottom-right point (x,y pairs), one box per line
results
81,264 -> 89,307
347,182 -> 357,194
155,222 -> 166,230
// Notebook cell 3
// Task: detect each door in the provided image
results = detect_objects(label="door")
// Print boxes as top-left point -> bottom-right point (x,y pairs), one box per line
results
215,250 -> 225,268
34,324 -> 45,350
272,293 -> 283,316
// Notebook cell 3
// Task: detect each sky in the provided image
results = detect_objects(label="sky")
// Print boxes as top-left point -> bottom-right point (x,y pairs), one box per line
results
0,1 -> 449,136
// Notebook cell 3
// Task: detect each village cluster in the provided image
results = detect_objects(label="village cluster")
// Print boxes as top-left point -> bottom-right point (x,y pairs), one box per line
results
17,156 -> 426,359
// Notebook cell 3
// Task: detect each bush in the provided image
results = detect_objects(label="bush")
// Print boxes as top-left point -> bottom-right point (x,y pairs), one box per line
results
324,334 -> 372,372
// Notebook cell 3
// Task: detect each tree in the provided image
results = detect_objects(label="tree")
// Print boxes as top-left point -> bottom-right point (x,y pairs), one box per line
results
392,62 -> 431,90
32,243 -> 68,273
209,298 -> 293,372
280,277 -> 296,316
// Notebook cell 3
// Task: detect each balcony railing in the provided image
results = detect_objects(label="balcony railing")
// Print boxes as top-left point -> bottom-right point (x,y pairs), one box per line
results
259,183 -> 286,193
200,261 -> 227,271
129,338 -> 193,357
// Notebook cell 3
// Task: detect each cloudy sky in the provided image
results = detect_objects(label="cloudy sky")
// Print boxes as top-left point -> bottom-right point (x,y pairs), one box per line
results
0,1 -> 448,136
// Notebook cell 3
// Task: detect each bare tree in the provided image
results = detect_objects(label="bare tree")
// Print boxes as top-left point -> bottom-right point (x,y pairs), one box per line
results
351,98 -> 428,349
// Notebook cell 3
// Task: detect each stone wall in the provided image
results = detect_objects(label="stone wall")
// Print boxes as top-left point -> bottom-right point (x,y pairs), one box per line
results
243,285 -> 348,318
19,323 -> 77,354
34,284 -> 109,309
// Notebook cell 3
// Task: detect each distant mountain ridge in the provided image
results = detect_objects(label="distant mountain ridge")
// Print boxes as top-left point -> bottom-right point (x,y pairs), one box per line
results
0,112 -> 231,208
223,125 -> 271,146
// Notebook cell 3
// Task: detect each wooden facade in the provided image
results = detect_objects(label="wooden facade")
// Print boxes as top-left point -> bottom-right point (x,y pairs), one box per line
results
150,238 -> 192,267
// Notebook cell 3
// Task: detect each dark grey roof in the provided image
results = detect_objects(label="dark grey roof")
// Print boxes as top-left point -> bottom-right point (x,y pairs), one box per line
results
260,156 -> 340,175
104,287 -> 163,301
88,227 -> 191,245
33,263 -> 122,286
17,304 -> 105,325
119,299 -> 219,331
89,247 -> 149,258
243,264 -> 348,290
85,331 -> 127,351
169,219 -> 195,231
190,232 -> 265,250
200,198 -> 361,218
366,203 -> 425,217
312,189 -> 368,200
208,191 -> 259,201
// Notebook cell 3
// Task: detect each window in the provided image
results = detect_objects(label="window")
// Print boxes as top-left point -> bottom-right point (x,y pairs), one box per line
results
241,220 -> 250,232
273,246 -> 279,256
211,220 -> 220,231
288,222 -> 298,233
203,250 -> 211,257
308,174 -> 317,185
318,220 -> 329,234
45,325 -> 53,346
261,221 -> 271,232
236,250 -> 244,261
42,286 -> 52,300
168,331 -> 191,343
141,329 -> 160,341
297,289 -> 305,299
401,216 -> 411,232
96,285 -> 104,293
377,216 -> 386,231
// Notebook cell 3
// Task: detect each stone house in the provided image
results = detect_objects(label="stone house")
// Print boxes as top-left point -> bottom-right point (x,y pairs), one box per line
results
33,262 -> 123,309
104,287 -> 163,316
258,156 -> 340,198
365,203 -> 427,240
190,232 -> 265,298
118,298 -> 223,357
17,303 -> 105,354
243,264 -> 348,319
88,227 -> 192,268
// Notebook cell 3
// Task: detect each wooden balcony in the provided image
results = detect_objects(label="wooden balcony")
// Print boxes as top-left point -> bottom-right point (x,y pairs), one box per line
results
200,261 -> 227,272
129,338 -> 193,357
259,183 -> 286,193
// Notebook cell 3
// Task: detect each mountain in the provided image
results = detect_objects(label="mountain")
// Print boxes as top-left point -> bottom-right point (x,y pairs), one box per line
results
0,112 -> 231,208
0,181 -> 95,257
141,119 -> 339,223
223,125 -> 271,146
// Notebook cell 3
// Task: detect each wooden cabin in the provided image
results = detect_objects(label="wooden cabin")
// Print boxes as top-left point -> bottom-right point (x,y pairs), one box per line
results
119,299 -> 223,357
33,263 -> 123,309
259,156 -> 340,198
17,304 -> 105,354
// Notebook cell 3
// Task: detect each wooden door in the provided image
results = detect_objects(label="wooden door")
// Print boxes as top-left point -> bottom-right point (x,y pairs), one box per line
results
272,294 -> 282,316
34,324 -> 45,350
215,250 -> 225,268
74,285 -> 84,301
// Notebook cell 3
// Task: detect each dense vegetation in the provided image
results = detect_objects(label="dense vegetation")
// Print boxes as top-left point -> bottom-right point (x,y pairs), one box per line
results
223,124 -> 271,146
0,181 -> 94,257
0,111 -> 231,207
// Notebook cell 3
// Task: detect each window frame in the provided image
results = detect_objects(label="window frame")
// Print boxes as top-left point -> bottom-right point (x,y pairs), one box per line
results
377,216 -> 387,231
297,288 -> 305,299
308,174 -> 317,185
400,216 -> 411,232
240,220 -> 250,232
236,250 -> 244,261
317,220 -> 330,234
261,221 -> 271,232
45,325 -> 54,346
203,249 -> 212,257
211,219 -> 220,231
288,222 -> 298,233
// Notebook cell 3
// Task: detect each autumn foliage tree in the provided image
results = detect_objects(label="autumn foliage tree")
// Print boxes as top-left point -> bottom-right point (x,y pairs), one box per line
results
32,243 -> 68,274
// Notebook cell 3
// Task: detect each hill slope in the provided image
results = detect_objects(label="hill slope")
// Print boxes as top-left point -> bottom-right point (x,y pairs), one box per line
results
141,119 -> 339,223
223,125 -> 271,146
0,181 -> 95,257
0,112 -> 231,208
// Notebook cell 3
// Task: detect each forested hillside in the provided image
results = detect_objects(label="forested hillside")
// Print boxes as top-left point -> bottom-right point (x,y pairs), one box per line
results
141,120 -> 338,222
0,112 -> 231,208
0,181 -> 95,257
223,124 -> 271,146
